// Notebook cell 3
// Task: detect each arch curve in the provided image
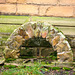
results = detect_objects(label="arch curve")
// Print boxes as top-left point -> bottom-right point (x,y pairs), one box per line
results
4,22 -> 73,62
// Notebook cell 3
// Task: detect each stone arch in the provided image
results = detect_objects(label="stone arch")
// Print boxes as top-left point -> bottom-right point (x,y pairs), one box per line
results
4,22 -> 73,62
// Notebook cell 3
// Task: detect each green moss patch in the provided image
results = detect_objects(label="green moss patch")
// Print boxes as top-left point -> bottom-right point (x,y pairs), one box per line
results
63,67 -> 71,71
5,58 -> 16,63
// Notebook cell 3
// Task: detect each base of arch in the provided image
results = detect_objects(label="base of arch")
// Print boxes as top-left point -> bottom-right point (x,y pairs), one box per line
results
4,47 -> 73,62
57,51 -> 73,62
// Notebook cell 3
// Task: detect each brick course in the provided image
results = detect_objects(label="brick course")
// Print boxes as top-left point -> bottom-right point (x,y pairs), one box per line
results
26,0 -> 58,5
73,7 -> 75,17
39,6 -> 50,16
59,0 -> 75,5
17,0 -> 26,3
17,4 -> 38,15
0,4 -> 16,14
6,0 -> 17,3
46,6 -> 73,17
0,0 -> 6,3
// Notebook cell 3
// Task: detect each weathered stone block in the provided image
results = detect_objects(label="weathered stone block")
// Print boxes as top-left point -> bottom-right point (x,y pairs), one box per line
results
0,0 -> 5,3
49,29 -> 56,35
52,36 -> 60,47
11,50 -> 20,58
42,31 -> 48,38
55,42 -> 70,52
25,25 -> 34,38
0,4 -> 16,13
46,6 -> 73,17
15,35 -> 23,43
18,29 -> 25,36
4,48 -> 20,58
35,28 -> 41,37
31,23 -> 37,30
48,36 -> 54,44
12,41 -> 21,49
17,4 -> 38,15
41,26 -> 49,38
57,51 -> 73,62
6,0 -> 16,3
59,0 -> 75,5
4,48 -> 12,58
24,35 -> 29,40
73,7 -> 75,17
39,6 -> 50,16
0,57 -> 5,65
17,0 -> 26,3
26,0 -> 58,5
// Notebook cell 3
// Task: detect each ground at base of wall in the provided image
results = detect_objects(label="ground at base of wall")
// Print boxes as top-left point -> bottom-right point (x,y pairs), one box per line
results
4,58 -> 75,68
0,62 -> 75,75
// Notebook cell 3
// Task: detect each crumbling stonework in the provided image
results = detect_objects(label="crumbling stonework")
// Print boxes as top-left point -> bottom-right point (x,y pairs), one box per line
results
4,22 -> 73,62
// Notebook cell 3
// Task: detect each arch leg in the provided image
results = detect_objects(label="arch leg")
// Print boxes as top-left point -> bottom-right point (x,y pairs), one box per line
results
57,51 -> 73,62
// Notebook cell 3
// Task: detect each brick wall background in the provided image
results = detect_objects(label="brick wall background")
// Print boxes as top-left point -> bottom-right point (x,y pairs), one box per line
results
0,0 -> 75,17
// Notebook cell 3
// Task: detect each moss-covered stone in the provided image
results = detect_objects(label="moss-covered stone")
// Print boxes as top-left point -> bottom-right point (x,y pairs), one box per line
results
0,57 -> 5,65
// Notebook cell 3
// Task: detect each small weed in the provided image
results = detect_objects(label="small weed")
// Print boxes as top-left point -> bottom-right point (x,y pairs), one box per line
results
0,66 -> 2,69
51,67 -> 61,70
5,58 -> 16,63
73,68 -> 75,71
63,67 -> 71,71
17,66 -> 26,68
49,51 -> 57,60
2,65 -> 45,75
48,67 -> 52,70
64,71 -> 69,75
4,65 -> 16,69
73,72 -> 75,75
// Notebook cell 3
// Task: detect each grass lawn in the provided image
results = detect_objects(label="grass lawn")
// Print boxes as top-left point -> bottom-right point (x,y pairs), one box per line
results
0,63 -> 75,75
0,15 -> 75,33
0,24 -> 20,33
0,15 -> 75,25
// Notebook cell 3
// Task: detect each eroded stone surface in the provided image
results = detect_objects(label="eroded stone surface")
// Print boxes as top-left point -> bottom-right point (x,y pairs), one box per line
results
52,35 -> 60,47
4,48 -> 20,58
0,52 -> 5,65
41,26 -> 48,38
57,51 -> 73,62
4,22 -> 73,62
25,25 -> 34,38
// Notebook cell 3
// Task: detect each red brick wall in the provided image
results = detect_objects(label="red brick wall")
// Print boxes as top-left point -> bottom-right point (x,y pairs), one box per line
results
0,0 -> 75,17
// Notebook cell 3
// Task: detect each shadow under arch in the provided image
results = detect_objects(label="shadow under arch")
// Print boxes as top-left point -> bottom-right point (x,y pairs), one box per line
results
4,22 -> 73,62
19,37 -> 55,58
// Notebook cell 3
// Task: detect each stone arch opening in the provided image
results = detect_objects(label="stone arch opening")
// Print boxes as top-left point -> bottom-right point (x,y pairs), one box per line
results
19,37 -> 55,58
4,22 -> 73,62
